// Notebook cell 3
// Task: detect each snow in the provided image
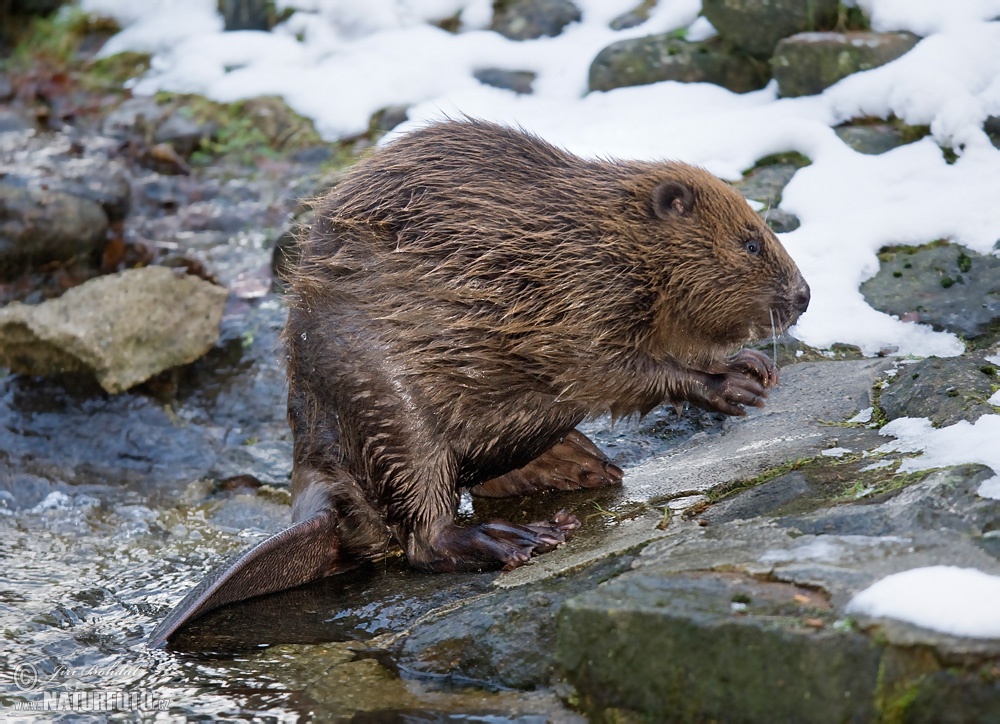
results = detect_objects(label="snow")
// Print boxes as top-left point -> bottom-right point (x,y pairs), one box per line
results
847,566 -> 1000,638
877,415 -> 1000,500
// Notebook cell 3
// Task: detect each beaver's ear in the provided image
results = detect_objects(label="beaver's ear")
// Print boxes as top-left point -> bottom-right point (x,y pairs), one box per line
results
651,180 -> 694,219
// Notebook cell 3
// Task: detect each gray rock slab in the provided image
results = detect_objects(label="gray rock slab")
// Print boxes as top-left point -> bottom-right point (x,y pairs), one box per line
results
623,359 -> 891,502
0,266 -> 228,393
501,359 -> 890,589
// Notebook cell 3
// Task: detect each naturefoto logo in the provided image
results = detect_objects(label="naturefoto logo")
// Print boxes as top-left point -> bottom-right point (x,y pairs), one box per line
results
6,662 -> 169,713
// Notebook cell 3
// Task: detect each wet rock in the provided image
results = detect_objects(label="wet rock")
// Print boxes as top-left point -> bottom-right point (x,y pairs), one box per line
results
0,184 -> 108,279
834,123 -> 910,155
0,73 -> 13,101
0,108 -> 33,133
880,357 -> 999,427
219,0 -> 272,31
773,31 -> 920,98
860,242 -> 1000,344
491,0 -> 581,41
101,96 -> 167,140
398,556 -> 635,689
154,109 -> 217,157
0,266 -> 228,393
557,571 -> 882,722
473,68 -> 536,95
589,35 -> 769,94
702,0 -> 839,59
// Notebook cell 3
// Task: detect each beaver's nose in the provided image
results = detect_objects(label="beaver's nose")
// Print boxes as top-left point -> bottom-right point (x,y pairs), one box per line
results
793,280 -> 811,315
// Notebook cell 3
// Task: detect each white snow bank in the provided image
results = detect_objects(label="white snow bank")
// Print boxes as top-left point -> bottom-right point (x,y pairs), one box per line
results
877,415 -> 1000,500
847,566 -> 1000,638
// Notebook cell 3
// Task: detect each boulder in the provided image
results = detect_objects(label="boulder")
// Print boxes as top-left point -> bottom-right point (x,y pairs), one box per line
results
702,0 -> 839,59
491,0 -> 581,41
589,35 -> 769,94
0,184 -> 108,279
0,266 -> 228,393
773,31 -> 920,97
860,242 -> 1000,344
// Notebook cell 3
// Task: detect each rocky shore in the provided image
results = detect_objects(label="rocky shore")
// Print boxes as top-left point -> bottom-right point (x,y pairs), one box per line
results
1,1 -> 998,721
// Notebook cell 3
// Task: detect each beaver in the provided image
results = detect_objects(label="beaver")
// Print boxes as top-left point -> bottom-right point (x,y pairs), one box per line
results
148,119 -> 809,646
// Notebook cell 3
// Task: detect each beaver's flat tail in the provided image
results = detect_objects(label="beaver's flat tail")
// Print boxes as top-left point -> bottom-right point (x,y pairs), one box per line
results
147,510 -> 344,648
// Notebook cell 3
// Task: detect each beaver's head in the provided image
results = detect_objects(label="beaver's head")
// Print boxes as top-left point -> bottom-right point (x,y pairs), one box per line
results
626,163 -> 809,362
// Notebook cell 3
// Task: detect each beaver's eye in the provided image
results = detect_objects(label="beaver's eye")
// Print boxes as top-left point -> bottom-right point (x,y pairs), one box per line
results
743,238 -> 762,256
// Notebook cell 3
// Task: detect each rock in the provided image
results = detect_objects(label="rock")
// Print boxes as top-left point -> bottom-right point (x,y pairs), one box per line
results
101,96 -> 167,139
557,571 -> 883,722
834,123 -> 910,155
0,108 -> 32,133
8,0 -> 65,14
609,0 -> 656,30
219,0 -> 272,31
43,162 -> 131,222
556,463 -> 1000,721
0,266 -> 228,393
491,0 -> 581,41
761,208 -> 800,233
0,73 -> 13,101
154,109 -> 217,157
0,184 -> 108,279
399,556 -> 636,689
369,105 -> 409,135
860,242 -> 1000,344
772,31 -> 920,98
732,163 -> 800,205
880,357 -> 999,427
985,116 -> 1000,150
701,0 -> 840,59
731,163 -> 803,232
589,35 -> 770,94
473,68 -> 536,95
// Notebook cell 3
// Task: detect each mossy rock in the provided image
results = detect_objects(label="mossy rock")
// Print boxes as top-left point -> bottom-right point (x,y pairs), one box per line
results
589,35 -> 770,94
772,31 -> 919,98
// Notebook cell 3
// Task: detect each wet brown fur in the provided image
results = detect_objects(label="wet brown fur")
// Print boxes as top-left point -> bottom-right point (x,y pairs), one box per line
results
283,118 -> 809,571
